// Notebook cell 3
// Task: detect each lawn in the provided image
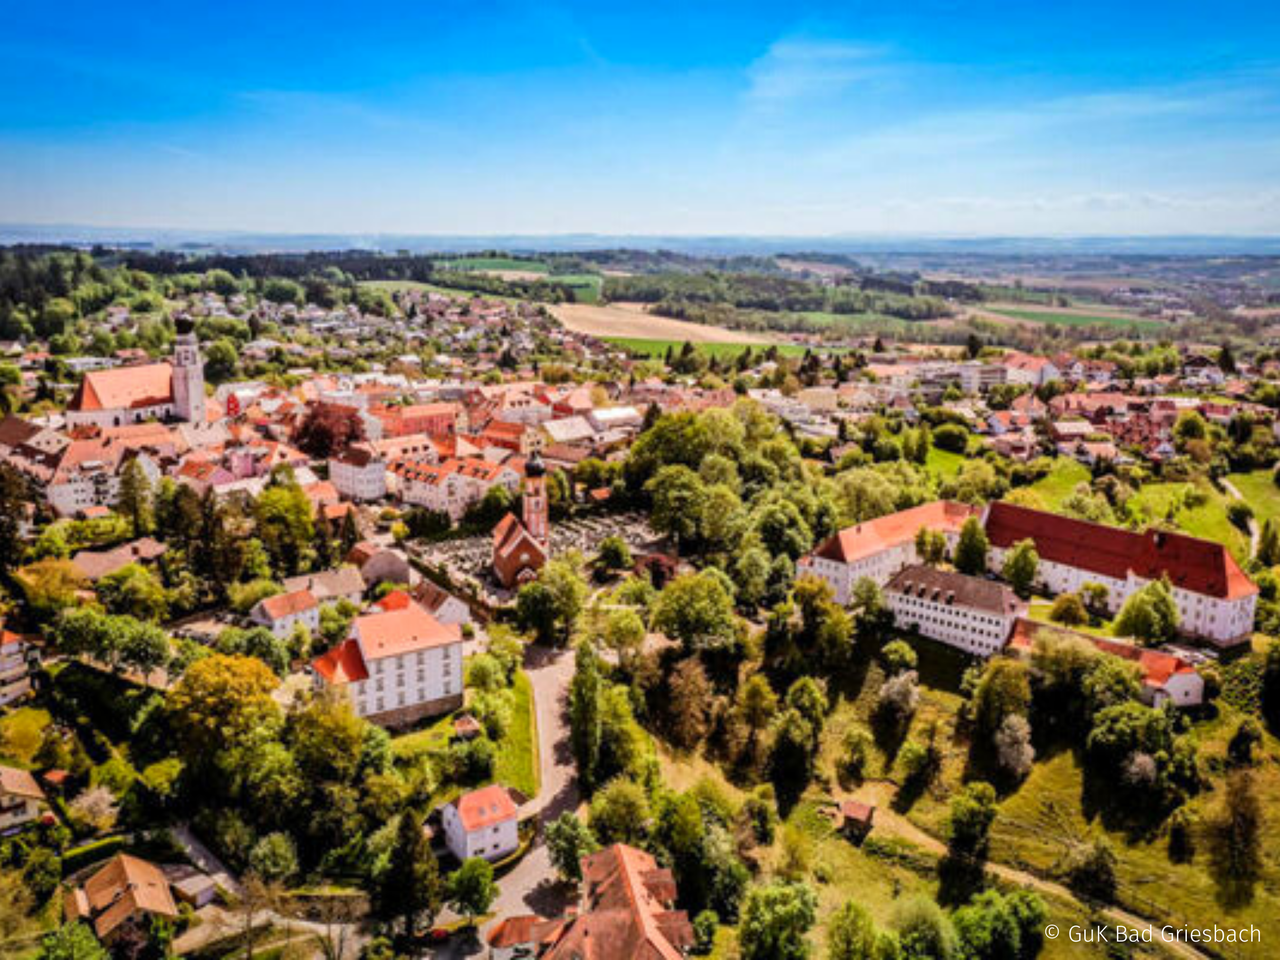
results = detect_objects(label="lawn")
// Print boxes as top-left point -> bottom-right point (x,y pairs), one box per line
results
358,279 -> 524,304
0,706 -> 51,766
1228,469 -> 1280,526
1126,480 -> 1251,564
604,336 -> 817,359
493,670 -> 539,799
925,444 -> 965,481
1026,459 -> 1092,511
434,256 -> 549,273
391,668 -> 539,802
550,273 -> 603,304
988,308 -> 1165,333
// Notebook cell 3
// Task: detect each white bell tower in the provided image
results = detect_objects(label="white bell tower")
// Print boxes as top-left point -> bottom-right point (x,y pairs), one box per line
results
172,329 -> 206,424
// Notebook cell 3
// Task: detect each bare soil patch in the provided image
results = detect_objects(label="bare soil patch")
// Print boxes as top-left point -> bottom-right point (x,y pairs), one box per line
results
550,302 -> 774,344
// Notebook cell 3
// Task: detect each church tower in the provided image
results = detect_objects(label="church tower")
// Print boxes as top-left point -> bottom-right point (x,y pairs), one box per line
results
172,326 -> 206,424
522,454 -> 549,546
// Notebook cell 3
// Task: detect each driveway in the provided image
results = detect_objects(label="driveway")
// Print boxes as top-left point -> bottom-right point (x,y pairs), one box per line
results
432,643 -> 580,958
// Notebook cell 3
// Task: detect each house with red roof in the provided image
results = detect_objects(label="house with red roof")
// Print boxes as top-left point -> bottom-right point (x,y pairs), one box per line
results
798,501 -> 978,603
441,784 -> 519,862
311,596 -> 463,727
250,589 -> 320,639
66,331 -> 206,429
983,501 -> 1257,647
1009,619 -> 1204,707
0,764 -> 48,831
487,843 -> 693,960
1002,352 -> 1061,387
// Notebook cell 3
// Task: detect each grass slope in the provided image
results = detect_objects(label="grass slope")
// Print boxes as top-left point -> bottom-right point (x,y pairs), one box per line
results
1228,470 -> 1280,526
604,336 -> 815,359
989,307 -> 1165,333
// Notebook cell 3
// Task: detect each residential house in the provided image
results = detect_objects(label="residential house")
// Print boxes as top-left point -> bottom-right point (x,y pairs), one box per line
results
328,445 -> 387,502
0,765 -> 47,832
250,589 -> 321,639
441,784 -> 520,862
0,629 -> 37,707
283,567 -> 366,607
65,854 -> 179,943
486,844 -> 693,960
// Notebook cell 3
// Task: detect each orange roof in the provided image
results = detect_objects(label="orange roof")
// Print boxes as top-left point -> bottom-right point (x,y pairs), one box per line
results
374,589 -> 413,612
257,589 -> 318,620
0,764 -> 46,801
452,784 -> 518,832
67,854 -> 177,939
70,363 -> 173,412
353,601 -> 460,660
1010,618 -> 1197,689
540,844 -> 691,960
812,501 -> 977,565
312,638 -> 369,684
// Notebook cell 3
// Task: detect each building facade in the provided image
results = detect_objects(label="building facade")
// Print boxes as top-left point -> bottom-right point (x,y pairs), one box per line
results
886,565 -> 1026,656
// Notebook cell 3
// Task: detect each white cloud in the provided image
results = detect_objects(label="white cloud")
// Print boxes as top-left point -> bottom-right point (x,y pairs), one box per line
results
745,37 -> 891,106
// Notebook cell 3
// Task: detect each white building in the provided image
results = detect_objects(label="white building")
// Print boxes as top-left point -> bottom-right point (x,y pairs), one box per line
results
886,565 -> 1026,657
983,501 -> 1257,648
798,501 -> 978,604
0,765 -> 47,832
441,784 -> 520,862
328,445 -> 387,502
251,589 -> 321,639
311,593 -> 464,726
0,629 -> 36,707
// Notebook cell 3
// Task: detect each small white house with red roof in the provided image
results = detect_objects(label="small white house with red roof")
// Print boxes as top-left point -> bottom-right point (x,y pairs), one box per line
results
1002,352 -> 1061,387
311,596 -> 463,726
250,589 -> 320,639
441,784 -> 519,862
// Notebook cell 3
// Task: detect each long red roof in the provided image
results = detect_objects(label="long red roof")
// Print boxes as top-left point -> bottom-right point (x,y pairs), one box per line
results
984,501 -> 1255,600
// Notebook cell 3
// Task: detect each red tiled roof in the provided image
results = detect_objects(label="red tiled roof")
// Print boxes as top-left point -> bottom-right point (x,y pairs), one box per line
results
812,501 -> 977,564
353,601 -> 460,660
0,764 -> 46,801
984,501 -> 1256,600
453,784 -> 518,832
258,589 -> 318,620
1009,618 -> 1197,689
312,638 -> 369,684
70,363 -> 173,412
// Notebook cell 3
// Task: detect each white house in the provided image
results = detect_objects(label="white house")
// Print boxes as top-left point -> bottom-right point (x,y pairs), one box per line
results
283,567 -> 366,607
413,580 -> 472,627
311,592 -> 464,726
0,765 -> 47,832
328,445 -> 387,502
0,629 -> 37,707
250,589 -> 321,639
798,501 -> 978,604
886,566 -> 1026,657
441,784 -> 519,862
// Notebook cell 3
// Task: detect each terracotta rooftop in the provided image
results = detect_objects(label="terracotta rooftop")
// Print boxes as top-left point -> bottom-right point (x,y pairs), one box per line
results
257,589 -> 318,620
0,764 -> 46,801
312,638 -> 370,684
353,600 -> 460,660
69,363 -> 173,412
452,784 -> 518,832
65,853 -> 178,940
811,501 -> 977,565
984,501 -> 1256,600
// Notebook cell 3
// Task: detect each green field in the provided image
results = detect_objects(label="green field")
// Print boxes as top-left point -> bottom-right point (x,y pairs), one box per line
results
1126,479 -> 1251,564
604,336 -> 817,359
1228,470 -> 1280,526
924,444 -> 965,480
359,278 -> 524,304
550,273 -> 603,304
433,256 -> 549,273
989,307 -> 1165,333
1026,458 -> 1093,510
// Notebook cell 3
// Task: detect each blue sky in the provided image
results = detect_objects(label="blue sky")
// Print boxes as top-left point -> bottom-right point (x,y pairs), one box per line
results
2,0 -> 1279,236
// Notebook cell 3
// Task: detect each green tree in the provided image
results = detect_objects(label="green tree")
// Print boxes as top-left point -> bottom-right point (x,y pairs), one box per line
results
880,639 -> 918,676
826,900 -> 881,960
249,832 -> 299,883
569,641 -> 603,791
166,654 -> 281,771
36,924 -> 108,960
947,781 -> 998,867
1257,517 -> 1280,567
1000,538 -> 1038,598
589,777 -> 650,845
1049,592 -> 1089,626
597,535 -> 633,571
97,563 -> 168,621
973,659 -> 1030,737
447,858 -> 496,926
651,570 -> 738,653
374,813 -> 443,936
117,459 -> 154,536
894,896 -> 956,960
1114,576 -> 1180,644
954,517 -> 989,575
647,465 -> 708,552
546,812 -> 599,883
738,882 -> 817,960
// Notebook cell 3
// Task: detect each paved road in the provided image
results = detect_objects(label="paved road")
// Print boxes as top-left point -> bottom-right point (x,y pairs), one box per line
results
433,643 -> 580,958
